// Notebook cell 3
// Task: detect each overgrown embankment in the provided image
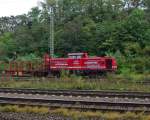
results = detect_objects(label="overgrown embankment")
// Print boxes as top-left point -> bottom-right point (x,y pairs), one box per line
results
0,74 -> 150,92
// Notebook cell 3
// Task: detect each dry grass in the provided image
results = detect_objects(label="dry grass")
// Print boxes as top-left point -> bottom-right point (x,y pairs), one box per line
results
0,105 -> 49,114
0,76 -> 150,92
0,106 -> 150,120
50,108 -> 150,120
0,72 -> 150,92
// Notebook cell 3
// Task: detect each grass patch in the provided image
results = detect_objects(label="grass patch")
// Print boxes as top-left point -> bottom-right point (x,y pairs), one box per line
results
0,105 -> 149,120
48,108 -> 150,120
106,72 -> 150,82
0,77 -> 150,91
0,105 -> 49,114
0,73 -> 150,91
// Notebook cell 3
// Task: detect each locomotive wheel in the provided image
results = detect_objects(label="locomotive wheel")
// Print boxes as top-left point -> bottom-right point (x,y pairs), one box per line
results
33,71 -> 48,77
51,71 -> 61,78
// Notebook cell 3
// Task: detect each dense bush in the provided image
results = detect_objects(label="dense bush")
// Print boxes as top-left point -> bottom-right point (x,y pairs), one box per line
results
0,0 -> 149,74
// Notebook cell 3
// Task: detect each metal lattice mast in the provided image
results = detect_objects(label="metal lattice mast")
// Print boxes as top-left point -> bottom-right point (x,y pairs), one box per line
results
47,0 -> 59,57
49,7 -> 54,58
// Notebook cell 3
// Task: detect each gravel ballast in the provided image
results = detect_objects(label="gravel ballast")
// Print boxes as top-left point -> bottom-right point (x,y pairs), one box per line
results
0,112 -> 69,120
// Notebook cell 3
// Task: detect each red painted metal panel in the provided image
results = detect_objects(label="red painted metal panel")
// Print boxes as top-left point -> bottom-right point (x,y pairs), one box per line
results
44,53 -> 117,71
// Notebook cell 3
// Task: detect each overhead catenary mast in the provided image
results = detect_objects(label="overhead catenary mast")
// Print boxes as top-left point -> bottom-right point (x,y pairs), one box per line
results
47,0 -> 59,57
46,0 -> 56,58
49,6 -> 54,58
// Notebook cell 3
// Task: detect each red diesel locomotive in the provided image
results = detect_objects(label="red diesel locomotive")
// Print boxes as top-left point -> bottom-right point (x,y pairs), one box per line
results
44,52 -> 117,76
1,52 -> 117,77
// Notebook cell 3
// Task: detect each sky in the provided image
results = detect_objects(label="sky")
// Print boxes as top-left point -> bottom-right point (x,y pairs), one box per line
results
0,0 -> 44,17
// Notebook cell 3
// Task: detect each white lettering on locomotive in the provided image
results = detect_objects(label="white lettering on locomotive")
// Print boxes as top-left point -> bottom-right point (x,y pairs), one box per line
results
84,61 -> 98,64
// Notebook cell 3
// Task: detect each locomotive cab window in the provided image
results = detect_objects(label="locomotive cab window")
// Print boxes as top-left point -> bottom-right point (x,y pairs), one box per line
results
69,55 -> 82,59
68,53 -> 88,59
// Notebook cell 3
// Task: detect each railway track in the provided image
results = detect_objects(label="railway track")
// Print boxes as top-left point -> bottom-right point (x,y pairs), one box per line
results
0,88 -> 149,112
0,96 -> 149,112
0,88 -> 150,98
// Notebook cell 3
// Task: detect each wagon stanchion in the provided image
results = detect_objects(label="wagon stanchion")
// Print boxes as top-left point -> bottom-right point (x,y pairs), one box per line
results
0,62 -> 11,81
1,71 -> 12,81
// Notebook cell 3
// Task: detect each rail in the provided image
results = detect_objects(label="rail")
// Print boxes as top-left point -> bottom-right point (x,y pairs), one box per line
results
0,88 -> 149,111
0,88 -> 149,98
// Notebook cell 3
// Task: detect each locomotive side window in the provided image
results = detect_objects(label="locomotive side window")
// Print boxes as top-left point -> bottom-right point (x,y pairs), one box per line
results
76,55 -> 82,59
69,55 -> 82,59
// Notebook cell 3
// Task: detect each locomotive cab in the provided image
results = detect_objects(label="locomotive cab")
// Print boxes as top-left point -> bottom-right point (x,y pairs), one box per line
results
68,53 -> 88,59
